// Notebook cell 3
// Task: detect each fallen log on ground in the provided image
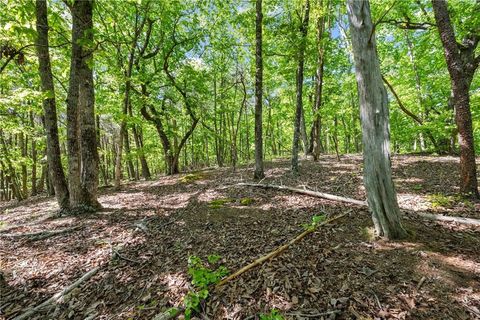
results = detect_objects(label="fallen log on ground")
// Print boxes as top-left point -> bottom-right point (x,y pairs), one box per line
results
237,182 -> 367,206
236,183 -> 480,226
414,212 -> 480,226
216,213 -> 347,288
12,267 -> 100,320
0,225 -> 82,241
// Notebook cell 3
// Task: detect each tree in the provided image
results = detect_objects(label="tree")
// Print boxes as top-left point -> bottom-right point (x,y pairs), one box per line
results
347,0 -> 407,239
431,0 -> 479,199
253,0 -> 265,180
67,0 -> 100,210
291,0 -> 310,173
35,0 -> 70,210
310,0 -> 328,161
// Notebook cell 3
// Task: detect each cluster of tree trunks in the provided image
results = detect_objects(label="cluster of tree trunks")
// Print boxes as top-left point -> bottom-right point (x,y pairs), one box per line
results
35,0 -> 100,212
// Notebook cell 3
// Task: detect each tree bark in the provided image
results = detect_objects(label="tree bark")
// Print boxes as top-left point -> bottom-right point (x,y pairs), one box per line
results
66,0 -> 84,207
35,0 -> 69,209
254,0 -> 265,180
347,0 -> 407,239
291,0 -> 310,174
311,7 -> 327,161
66,0 -> 100,210
78,0 -> 100,209
432,0 -> 479,198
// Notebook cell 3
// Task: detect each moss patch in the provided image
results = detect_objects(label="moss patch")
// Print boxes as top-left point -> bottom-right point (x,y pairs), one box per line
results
427,193 -> 473,210
179,173 -> 205,184
240,197 -> 255,206
208,198 -> 235,209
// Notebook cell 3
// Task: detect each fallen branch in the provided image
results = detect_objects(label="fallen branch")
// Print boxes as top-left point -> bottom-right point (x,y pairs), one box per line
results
236,183 -> 480,226
1,225 -> 82,241
216,213 -> 347,288
236,182 -> 367,206
13,267 -> 100,320
285,310 -> 342,318
414,212 -> 480,226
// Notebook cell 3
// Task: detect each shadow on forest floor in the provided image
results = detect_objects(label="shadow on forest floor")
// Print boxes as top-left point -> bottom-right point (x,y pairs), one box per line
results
1,154 -> 479,319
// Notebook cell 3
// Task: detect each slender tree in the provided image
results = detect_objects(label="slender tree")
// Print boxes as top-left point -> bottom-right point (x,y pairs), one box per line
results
67,0 -> 100,210
432,0 -> 479,199
253,0 -> 265,180
291,0 -> 310,174
35,0 -> 70,210
310,0 -> 328,161
347,0 -> 407,239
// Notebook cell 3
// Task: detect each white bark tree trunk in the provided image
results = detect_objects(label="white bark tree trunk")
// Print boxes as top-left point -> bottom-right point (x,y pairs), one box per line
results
347,0 -> 407,239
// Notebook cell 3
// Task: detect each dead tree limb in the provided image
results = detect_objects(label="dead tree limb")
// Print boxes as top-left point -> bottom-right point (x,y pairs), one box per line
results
216,213 -> 347,288
13,267 -> 100,320
1,225 -> 82,241
236,183 -> 480,226
236,182 -> 367,206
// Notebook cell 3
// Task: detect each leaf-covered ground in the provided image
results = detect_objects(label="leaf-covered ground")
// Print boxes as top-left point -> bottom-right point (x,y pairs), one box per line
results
1,155 -> 479,320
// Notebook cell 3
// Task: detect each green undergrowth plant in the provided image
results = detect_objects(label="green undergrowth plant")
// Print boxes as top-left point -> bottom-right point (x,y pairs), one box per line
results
182,255 -> 229,319
302,214 -> 326,231
427,193 -> 473,209
260,309 -> 284,320
180,173 -> 204,184
208,198 -> 234,209
240,197 -> 255,206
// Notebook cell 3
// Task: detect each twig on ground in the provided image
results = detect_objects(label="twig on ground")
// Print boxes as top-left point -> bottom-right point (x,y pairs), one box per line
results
1,225 -> 82,241
416,276 -> 427,291
112,249 -> 141,264
216,213 -> 347,288
285,310 -> 341,318
236,182 -> 480,226
12,267 -> 100,320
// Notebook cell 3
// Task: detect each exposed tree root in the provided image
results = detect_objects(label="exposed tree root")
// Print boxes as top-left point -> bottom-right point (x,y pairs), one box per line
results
12,267 -> 100,320
216,213 -> 347,288
237,183 -> 480,226
0,225 -> 82,241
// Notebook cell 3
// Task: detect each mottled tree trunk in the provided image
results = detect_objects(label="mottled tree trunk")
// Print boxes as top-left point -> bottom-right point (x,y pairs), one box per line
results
67,0 -> 100,210
66,0 -> 83,207
291,0 -> 310,174
35,0 -> 69,209
347,0 -> 407,239
432,0 -> 479,199
253,0 -> 265,180
78,0 -> 100,209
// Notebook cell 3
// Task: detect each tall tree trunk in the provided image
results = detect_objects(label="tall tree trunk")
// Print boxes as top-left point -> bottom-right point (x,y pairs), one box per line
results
347,0 -> 407,239
19,132 -> 28,197
30,112 -> 38,196
311,9 -> 326,161
253,0 -> 265,179
0,133 -> 24,201
432,0 -> 479,199
66,0 -> 83,207
35,0 -> 69,209
77,0 -> 100,209
291,0 -> 310,174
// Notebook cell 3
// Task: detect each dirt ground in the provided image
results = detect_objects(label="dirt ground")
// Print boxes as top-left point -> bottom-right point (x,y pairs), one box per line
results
1,155 -> 479,320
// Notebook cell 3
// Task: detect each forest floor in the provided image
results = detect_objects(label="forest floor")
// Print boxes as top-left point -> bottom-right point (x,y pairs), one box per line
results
1,155 -> 480,320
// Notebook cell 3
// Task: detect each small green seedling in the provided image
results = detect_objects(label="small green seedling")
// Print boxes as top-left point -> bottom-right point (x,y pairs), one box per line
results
240,197 -> 255,206
260,309 -> 284,320
182,255 -> 229,320
302,214 -> 326,231
208,198 -> 234,209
